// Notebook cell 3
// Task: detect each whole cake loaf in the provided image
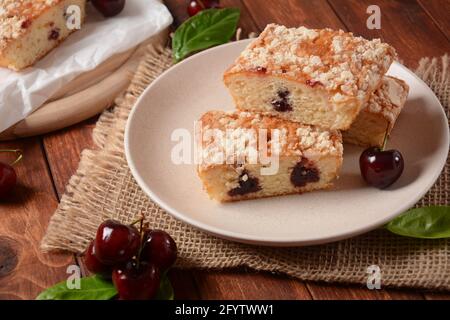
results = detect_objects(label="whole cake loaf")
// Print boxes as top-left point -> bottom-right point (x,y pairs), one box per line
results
0,0 -> 87,71
224,24 -> 397,130
343,76 -> 409,147
197,111 -> 343,202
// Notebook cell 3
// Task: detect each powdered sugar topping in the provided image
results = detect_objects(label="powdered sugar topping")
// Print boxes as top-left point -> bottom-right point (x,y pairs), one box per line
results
227,24 -> 397,104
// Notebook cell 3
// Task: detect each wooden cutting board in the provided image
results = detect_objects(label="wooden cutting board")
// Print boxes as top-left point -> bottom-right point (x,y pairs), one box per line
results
0,29 -> 169,141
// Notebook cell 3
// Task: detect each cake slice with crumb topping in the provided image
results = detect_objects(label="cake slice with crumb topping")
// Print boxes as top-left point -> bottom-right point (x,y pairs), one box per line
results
343,76 -> 409,147
196,111 -> 343,202
0,0 -> 86,71
224,24 -> 397,130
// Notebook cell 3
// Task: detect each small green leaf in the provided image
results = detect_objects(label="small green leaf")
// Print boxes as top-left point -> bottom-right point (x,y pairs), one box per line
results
156,275 -> 175,300
36,275 -> 117,300
386,206 -> 450,239
172,8 -> 240,63
36,274 -> 175,300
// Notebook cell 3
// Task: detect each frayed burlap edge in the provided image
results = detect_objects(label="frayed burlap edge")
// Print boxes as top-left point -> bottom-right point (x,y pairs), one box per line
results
41,47 -> 450,291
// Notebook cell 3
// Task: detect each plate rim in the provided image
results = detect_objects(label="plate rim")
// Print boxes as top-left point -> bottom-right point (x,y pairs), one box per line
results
124,39 -> 449,246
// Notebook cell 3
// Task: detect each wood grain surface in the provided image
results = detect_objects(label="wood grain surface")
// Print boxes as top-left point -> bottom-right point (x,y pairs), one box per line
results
0,0 -> 449,300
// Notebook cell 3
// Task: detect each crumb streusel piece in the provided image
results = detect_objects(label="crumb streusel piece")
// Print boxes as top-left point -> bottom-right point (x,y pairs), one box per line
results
224,24 -> 397,130
0,0 -> 86,71
197,110 -> 343,202
343,76 -> 409,147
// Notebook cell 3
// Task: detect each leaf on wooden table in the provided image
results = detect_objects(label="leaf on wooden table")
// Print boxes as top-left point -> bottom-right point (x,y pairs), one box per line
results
36,275 -> 117,300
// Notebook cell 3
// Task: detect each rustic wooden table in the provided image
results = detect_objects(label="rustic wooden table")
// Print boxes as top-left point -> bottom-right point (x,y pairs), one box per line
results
1,0 -> 449,300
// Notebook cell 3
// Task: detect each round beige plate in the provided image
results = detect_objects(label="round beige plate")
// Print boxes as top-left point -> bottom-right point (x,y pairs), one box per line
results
125,40 -> 449,246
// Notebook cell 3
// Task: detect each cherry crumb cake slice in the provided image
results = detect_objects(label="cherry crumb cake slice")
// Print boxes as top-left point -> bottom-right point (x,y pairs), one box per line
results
343,76 -> 409,147
0,0 -> 87,71
197,111 -> 343,202
224,24 -> 397,130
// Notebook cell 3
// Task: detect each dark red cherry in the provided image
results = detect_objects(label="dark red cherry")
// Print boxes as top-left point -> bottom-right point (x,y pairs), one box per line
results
94,220 -> 140,265
112,261 -> 160,300
91,0 -> 126,17
359,147 -> 404,189
204,0 -> 221,8
141,230 -> 177,271
0,162 -> 17,199
187,1 -> 202,16
84,241 -> 112,278
187,0 -> 220,17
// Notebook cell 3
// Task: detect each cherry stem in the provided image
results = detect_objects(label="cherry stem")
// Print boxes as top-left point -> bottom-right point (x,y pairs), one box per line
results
0,149 -> 23,166
136,214 -> 145,269
129,217 -> 144,226
381,123 -> 390,151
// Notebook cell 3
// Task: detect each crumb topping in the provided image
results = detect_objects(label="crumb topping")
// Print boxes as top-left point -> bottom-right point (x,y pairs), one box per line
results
226,24 -> 397,103
198,111 -> 343,168
0,0 -> 62,50
366,76 -> 409,127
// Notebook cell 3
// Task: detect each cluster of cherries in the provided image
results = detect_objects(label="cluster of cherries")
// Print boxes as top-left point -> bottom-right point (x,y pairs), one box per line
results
187,0 -> 220,17
85,219 -> 177,300
91,0 -> 126,17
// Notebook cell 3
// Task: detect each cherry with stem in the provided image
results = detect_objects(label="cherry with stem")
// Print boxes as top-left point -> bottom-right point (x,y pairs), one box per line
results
112,215 -> 162,300
359,124 -> 404,189
94,219 -> 140,265
0,149 -> 23,198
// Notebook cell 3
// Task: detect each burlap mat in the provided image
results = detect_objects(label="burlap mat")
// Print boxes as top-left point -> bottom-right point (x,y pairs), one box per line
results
41,47 -> 450,291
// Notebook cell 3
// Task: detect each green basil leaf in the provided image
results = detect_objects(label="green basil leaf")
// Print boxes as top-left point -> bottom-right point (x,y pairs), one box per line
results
37,274 -> 175,300
156,275 -> 175,300
386,206 -> 450,239
172,8 -> 240,63
36,275 -> 117,300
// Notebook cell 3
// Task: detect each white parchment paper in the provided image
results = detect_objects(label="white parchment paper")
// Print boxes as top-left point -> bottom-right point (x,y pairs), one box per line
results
0,0 -> 173,133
